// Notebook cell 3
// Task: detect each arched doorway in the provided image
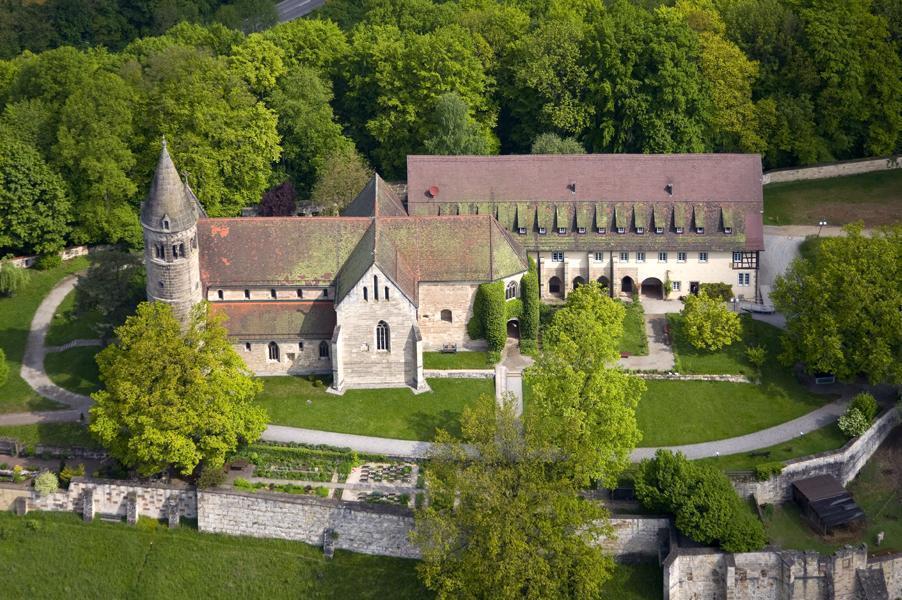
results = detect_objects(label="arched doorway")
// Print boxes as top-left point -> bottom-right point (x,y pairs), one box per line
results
597,276 -> 610,290
506,319 -> 520,339
572,276 -> 585,289
641,277 -> 663,299
548,276 -> 562,297
621,276 -> 634,294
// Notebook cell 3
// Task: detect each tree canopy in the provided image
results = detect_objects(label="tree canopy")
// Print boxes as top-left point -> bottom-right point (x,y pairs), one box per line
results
413,394 -> 615,599
90,301 -> 267,476
681,290 -> 742,351
771,225 -> 901,384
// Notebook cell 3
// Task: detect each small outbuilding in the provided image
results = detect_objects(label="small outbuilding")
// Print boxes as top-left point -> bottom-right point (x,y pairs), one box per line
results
792,475 -> 865,535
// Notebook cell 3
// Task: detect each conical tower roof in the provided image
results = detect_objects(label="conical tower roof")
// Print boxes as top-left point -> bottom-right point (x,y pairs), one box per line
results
141,140 -> 202,232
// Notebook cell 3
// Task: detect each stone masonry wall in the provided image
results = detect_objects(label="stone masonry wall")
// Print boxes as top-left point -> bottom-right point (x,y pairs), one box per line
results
663,545 -> 902,600
762,156 -> 900,185
733,410 -> 901,505
28,478 -> 196,519
236,339 -> 332,376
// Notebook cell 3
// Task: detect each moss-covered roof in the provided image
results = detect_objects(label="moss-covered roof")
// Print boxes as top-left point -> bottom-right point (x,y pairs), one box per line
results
694,205 -> 705,229
341,175 -> 407,218
576,204 -> 591,230
210,301 -> 336,340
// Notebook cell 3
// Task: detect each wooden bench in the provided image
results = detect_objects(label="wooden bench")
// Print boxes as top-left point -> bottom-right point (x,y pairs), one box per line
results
441,343 -> 457,354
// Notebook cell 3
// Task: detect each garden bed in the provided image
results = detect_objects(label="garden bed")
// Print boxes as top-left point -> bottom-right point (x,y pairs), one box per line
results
423,351 -> 493,370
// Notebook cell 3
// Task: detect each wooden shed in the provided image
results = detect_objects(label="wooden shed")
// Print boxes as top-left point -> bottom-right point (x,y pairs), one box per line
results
792,475 -> 865,535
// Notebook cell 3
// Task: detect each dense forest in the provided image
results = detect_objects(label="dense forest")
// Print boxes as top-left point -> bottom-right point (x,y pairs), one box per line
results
0,0 -> 899,258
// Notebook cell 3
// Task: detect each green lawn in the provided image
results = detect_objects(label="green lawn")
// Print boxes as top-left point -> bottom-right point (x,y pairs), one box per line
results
423,351 -> 493,370
763,169 -> 902,226
256,377 -> 493,440
0,511 -> 426,599
43,346 -> 102,395
669,313 -> 781,376
0,258 -> 88,413
601,562 -> 662,599
0,422 -> 99,448
44,288 -> 105,346
637,379 -> 828,447
620,300 -> 649,356
763,428 -> 902,553
694,424 -> 848,472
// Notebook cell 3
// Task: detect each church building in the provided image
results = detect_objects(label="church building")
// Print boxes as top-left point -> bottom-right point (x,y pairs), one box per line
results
141,144 -> 763,393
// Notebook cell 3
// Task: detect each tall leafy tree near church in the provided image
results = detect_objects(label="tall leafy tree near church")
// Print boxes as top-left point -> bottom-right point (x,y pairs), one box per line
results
90,301 -> 267,477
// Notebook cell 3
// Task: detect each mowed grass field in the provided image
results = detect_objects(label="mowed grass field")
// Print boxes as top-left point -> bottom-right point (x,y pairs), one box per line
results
44,288 -> 106,346
44,346 -> 102,396
256,377 -> 493,440
0,512 -> 426,599
0,258 -> 88,413
763,169 -> 902,226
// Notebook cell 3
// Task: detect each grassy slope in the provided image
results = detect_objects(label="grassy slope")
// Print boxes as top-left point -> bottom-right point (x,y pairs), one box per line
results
423,351 -> 492,369
256,377 -> 493,440
44,288 -> 105,346
763,169 -> 902,226
0,512 -> 426,599
620,300 -> 649,356
0,258 -> 88,413
694,424 -> 847,471
0,422 -> 99,448
44,346 -> 102,395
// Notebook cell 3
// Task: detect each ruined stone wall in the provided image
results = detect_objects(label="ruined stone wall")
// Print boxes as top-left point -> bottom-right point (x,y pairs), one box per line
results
598,517 -> 670,559
0,484 -> 24,510
28,478 -> 196,519
734,410 -> 901,505
869,554 -> 902,597
762,156 -> 900,184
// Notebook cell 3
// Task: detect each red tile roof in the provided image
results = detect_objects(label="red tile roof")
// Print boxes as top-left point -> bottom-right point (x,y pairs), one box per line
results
210,301 -> 336,340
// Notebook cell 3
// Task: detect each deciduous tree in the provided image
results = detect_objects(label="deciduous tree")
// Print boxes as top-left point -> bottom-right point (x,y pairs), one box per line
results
259,181 -> 297,217
90,301 -> 267,476
771,225 -> 901,383
73,250 -> 145,337
423,92 -> 491,155
0,260 -> 30,297
530,133 -> 585,154
310,144 -> 372,216
413,394 -> 615,599
681,290 -> 742,351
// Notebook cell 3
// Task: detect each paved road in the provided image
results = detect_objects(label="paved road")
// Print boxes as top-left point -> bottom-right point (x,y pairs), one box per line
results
276,0 -> 325,22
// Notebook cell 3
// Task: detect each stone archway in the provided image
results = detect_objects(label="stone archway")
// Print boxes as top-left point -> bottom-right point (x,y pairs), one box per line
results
621,276 -> 634,294
641,277 -> 664,299
548,276 -> 563,297
506,319 -> 520,339
572,276 -> 585,290
597,276 -> 610,290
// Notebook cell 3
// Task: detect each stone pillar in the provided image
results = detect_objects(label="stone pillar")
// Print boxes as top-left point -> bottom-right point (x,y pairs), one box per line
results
562,257 -> 570,299
167,496 -> 180,528
82,488 -> 95,522
126,491 -> 138,525
14,496 -> 28,516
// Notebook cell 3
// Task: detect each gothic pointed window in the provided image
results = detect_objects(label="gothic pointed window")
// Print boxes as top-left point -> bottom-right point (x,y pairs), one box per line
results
506,281 -> 518,300
268,342 -> 280,361
376,321 -> 390,351
319,341 -> 329,359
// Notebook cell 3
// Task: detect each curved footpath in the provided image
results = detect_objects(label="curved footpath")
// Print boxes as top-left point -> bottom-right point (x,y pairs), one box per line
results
5,275 -> 850,461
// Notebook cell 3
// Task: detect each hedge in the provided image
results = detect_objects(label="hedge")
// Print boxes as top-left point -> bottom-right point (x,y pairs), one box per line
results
467,281 -> 506,352
520,264 -> 540,342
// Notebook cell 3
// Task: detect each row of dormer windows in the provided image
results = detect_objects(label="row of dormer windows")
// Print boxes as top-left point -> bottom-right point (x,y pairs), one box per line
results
212,288 -> 330,301
518,225 -> 726,236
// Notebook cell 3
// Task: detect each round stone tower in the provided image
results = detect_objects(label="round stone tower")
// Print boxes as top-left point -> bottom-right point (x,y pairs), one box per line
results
141,140 -> 204,323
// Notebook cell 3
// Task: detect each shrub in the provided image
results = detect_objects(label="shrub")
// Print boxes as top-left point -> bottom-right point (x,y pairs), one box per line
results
850,392 -> 878,422
519,263 -> 540,342
505,298 -> 523,321
34,253 -> 62,270
699,282 -> 733,302
59,463 -> 85,487
12,465 -> 24,483
0,260 -> 30,297
838,407 -> 869,438
197,464 -> 226,489
259,180 -> 297,216
0,348 -> 7,388
315,486 -> 329,497
754,462 -> 783,481
681,291 -> 742,351
467,281 -> 506,351
518,339 -> 537,356
746,345 -> 767,370
635,450 -> 765,552
136,516 -> 160,532
33,471 -> 59,496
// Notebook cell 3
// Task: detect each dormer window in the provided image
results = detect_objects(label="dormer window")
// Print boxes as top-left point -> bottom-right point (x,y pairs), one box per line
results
655,227 -> 663,234
518,227 -> 527,235
597,227 -> 606,234
636,227 -> 645,234
616,227 -> 625,234
577,227 -> 586,234
724,227 -> 733,235
557,227 -> 567,235
676,227 -> 684,234
538,227 -> 547,235
696,227 -> 704,234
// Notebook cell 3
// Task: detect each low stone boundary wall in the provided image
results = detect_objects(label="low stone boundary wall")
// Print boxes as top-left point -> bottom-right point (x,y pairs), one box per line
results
733,408 -> 900,505
636,373 -> 750,383
663,544 -> 902,599
423,369 -> 495,379
8,244 -> 112,268
29,477 -> 196,520
762,156 -> 900,185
